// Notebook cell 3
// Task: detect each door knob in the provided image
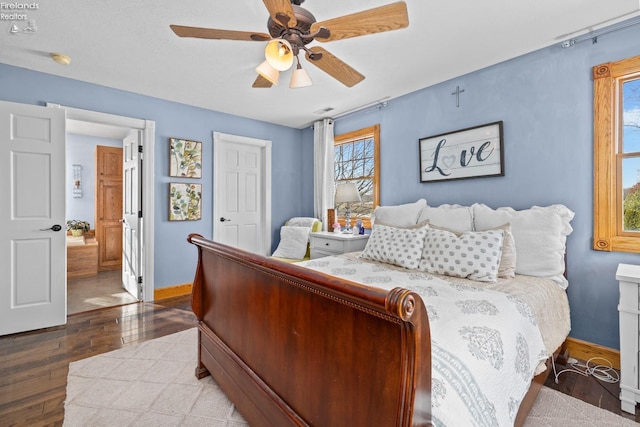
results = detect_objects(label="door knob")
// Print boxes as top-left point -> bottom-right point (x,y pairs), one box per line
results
40,224 -> 62,232
219,217 -> 230,222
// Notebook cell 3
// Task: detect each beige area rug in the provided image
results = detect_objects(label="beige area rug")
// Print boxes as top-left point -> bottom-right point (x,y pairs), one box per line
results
64,328 -> 638,427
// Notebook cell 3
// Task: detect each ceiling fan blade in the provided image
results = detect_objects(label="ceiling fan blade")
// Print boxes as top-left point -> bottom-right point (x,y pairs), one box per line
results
262,0 -> 297,28
311,1 -> 409,42
170,25 -> 270,41
305,46 -> 364,87
252,74 -> 273,88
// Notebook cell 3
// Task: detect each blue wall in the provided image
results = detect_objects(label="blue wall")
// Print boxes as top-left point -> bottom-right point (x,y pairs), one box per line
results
0,63 -> 309,289
3,17 -> 639,350
321,22 -> 640,350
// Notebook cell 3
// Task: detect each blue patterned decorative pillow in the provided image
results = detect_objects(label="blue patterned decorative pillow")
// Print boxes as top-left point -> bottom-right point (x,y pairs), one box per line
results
419,228 -> 504,282
359,223 -> 428,269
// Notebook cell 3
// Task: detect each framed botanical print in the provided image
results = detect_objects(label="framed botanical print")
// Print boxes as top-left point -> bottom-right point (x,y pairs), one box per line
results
169,182 -> 202,221
169,138 -> 202,178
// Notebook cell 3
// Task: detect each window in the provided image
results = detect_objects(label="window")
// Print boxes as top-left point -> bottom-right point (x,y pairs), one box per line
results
334,125 -> 380,228
593,55 -> 640,253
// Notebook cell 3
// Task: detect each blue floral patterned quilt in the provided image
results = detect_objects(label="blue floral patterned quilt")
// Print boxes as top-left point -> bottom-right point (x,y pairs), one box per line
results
299,254 -> 562,427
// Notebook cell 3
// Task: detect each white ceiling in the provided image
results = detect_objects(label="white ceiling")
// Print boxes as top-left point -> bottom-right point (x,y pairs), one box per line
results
2,0 -> 639,129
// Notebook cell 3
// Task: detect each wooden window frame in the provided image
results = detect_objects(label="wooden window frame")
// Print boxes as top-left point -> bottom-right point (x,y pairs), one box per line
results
334,124 -> 380,229
593,54 -> 640,253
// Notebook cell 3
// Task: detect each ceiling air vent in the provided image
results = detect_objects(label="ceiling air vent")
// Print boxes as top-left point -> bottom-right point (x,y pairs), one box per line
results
314,107 -> 334,115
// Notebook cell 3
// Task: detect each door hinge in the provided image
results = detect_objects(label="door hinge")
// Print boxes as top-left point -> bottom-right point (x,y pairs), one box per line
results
138,210 -> 143,218
138,145 -> 143,153
137,276 -> 143,284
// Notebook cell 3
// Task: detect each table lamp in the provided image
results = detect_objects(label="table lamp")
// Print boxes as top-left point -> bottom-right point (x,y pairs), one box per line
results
334,183 -> 361,232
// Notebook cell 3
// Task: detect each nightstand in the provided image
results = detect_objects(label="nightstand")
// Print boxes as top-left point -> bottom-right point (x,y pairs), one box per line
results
310,231 -> 369,259
617,263 -> 640,414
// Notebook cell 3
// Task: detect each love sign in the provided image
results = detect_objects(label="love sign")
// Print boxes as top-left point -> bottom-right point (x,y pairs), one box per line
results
419,121 -> 504,182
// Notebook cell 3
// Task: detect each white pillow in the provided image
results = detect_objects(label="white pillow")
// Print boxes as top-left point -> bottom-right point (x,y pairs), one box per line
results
371,199 -> 427,227
417,204 -> 474,232
419,228 -> 504,282
272,226 -> 311,259
487,223 -> 516,278
286,217 -> 318,228
472,203 -> 574,287
359,223 -> 428,269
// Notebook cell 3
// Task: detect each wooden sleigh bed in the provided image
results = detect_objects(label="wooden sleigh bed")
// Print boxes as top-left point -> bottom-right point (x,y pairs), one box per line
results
188,235 -> 432,426
187,231 -> 567,426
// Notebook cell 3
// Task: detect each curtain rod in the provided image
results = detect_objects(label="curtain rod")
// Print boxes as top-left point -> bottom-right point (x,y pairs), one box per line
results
333,98 -> 390,121
560,14 -> 640,48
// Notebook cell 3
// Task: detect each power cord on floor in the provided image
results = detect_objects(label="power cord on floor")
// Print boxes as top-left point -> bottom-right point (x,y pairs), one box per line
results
552,356 -> 620,384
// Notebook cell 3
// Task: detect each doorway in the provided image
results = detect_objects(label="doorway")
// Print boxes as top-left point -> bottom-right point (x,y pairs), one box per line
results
66,139 -> 137,314
48,103 -> 156,313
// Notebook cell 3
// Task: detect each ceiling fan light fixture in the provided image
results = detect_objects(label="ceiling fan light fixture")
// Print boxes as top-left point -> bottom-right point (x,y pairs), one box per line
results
290,61 -> 312,88
256,60 -> 279,85
264,39 -> 294,71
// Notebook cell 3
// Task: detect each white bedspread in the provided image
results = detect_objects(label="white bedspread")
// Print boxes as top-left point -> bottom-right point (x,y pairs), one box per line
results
299,254 -> 570,427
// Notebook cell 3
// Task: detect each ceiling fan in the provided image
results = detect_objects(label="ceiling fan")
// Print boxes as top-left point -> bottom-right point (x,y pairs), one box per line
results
170,0 -> 409,88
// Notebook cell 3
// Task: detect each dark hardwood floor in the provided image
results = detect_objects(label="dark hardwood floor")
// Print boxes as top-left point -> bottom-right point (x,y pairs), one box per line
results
544,356 -> 640,423
0,296 -> 196,427
1,295 -> 638,426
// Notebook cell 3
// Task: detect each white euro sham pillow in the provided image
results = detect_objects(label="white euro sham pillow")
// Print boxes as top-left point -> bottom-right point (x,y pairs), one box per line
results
371,199 -> 427,228
417,204 -> 474,232
472,203 -> 574,288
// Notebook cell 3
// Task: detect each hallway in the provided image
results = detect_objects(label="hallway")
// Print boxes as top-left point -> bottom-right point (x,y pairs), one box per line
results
68,270 -> 138,315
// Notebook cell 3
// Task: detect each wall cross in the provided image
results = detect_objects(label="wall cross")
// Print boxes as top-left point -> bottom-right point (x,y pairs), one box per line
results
451,85 -> 465,107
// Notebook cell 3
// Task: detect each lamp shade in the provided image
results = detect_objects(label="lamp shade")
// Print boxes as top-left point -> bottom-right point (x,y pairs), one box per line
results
335,183 -> 361,203
290,65 -> 312,88
255,60 -> 279,85
265,39 -> 294,71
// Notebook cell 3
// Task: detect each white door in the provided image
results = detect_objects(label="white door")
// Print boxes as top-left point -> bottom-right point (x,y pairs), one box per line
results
0,100 -> 66,336
213,132 -> 271,255
122,131 -> 142,300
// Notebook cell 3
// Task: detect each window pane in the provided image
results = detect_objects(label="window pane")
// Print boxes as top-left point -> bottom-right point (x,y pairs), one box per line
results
364,157 -> 374,176
342,143 -> 353,161
622,156 -> 640,232
353,140 -> 365,160
364,138 -> 374,157
335,145 -> 344,179
623,78 -> 640,153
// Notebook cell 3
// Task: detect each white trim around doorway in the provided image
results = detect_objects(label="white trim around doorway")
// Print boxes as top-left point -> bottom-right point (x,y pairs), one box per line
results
47,103 -> 156,302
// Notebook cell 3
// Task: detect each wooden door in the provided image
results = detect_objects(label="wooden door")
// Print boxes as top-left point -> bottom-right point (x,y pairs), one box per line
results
95,145 -> 123,271
0,100 -> 66,335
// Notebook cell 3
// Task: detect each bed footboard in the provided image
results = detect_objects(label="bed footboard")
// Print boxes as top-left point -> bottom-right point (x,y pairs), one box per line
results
187,234 -> 432,426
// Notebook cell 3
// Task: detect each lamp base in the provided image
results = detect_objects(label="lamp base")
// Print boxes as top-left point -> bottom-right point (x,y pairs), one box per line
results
344,207 -> 352,231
